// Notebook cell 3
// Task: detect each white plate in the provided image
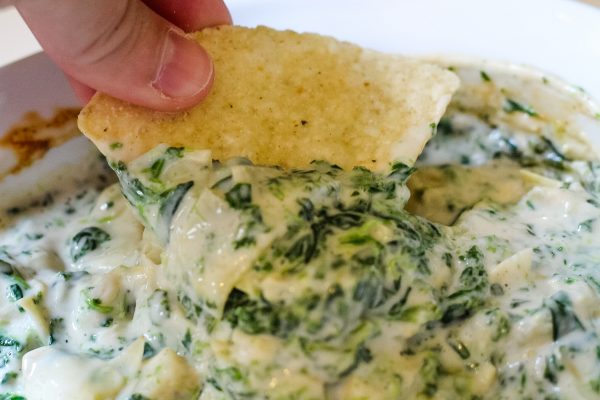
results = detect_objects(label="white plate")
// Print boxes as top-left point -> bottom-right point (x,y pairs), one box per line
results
1,0 -> 599,171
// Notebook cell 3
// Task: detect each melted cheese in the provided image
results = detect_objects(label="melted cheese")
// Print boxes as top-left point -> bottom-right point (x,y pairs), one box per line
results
0,62 -> 600,400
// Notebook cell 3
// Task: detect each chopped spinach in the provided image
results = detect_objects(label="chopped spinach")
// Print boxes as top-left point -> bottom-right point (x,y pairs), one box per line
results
441,246 -> 488,324
0,337 -> 20,349
489,310 -> 511,341
24,233 -> 43,241
110,157 -> 194,243
156,181 -> 194,240
339,344 -> 373,378
0,261 -> 29,291
223,289 -> 298,337
86,297 -> 113,314
147,158 -> 165,181
70,227 -> 111,261
148,289 -> 171,320
543,353 -> 563,384
419,353 -> 441,397
448,339 -> 470,359
480,70 -> 492,82
128,395 -> 151,400
222,183 -> 266,249
143,342 -> 155,359
490,283 -> 504,296
232,204 -> 264,249
503,98 -> 538,117
225,183 -> 253,210
88,348 -> 115,359
100,318 -> 113,328
178,294 -> 202,322
49,318 -> 64,345
0,335 -> 22,369
389,162 -> 416,183
0,394 -> 25,400
166,146 -> 184,158
182,329 -> 192,352
217,366 -> 244,382
6,285 -> 22,302
544,291 -> 584,341
352,270 -> 386,309
578,218 -> 595,233
0,372 -> 17,385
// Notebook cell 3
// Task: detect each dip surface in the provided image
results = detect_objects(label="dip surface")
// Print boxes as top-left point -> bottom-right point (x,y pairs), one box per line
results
0,63 -> 599,400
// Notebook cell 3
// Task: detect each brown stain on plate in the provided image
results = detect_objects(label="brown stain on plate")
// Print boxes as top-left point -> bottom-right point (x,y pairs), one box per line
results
0,108 -> 81,177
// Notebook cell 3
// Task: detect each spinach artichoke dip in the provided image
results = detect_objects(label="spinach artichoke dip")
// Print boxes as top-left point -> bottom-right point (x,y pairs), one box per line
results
2,46 -> 600,400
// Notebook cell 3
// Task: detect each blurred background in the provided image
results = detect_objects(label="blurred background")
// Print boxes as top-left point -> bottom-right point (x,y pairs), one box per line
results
0,0 -> 599,68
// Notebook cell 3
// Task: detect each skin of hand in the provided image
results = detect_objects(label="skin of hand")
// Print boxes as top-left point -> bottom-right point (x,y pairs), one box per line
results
14,0 -> 232,111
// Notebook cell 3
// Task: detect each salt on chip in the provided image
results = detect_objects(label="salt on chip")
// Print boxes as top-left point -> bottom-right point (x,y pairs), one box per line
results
78,26 -> 458,170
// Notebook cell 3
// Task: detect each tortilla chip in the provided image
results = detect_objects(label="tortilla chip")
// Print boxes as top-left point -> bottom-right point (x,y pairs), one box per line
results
78,26 -> 458,170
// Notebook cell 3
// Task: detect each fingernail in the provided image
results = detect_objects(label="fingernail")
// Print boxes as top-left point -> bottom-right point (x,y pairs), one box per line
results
153,30 -> 213,99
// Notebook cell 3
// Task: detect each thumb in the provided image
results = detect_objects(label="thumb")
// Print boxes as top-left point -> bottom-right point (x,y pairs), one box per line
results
16,0 -> 214,111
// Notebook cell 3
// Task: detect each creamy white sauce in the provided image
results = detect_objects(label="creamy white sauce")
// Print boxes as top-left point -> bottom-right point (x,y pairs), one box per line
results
0,61 -> 599,400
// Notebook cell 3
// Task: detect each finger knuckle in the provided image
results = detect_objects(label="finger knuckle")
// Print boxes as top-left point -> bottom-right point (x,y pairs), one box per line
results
76,0 -> 142,68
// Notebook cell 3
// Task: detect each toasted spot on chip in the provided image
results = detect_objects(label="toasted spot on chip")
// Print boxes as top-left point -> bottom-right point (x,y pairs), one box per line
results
78,26 -> 458,170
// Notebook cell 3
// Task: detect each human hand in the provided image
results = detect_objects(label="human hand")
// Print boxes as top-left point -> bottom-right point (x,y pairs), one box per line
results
15,0 -> 231,111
